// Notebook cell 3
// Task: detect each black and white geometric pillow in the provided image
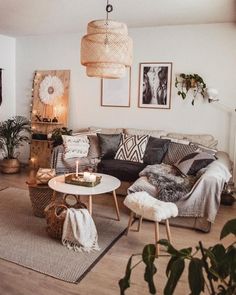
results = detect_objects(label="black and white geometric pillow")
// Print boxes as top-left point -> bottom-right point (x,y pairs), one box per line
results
163,142 -> 199,165
174,152 -> 216,176
115,134 -> 149,163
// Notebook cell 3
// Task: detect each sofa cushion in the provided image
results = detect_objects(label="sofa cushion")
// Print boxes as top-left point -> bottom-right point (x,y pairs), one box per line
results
62,135 -> 90,159
89,126 -> 123,134
143,137 -> 170,165
97,133 -> 122,159
115,134 -> 149,163
87,135 -> 100,159
97,159 -> 146,182
174,152 -> 216,176
163,142 -> 198,165
124,128 -> 166,138
166,132 -> 218,148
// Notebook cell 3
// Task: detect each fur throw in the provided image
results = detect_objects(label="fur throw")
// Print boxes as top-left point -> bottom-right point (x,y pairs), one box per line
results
139,164 -> 197,202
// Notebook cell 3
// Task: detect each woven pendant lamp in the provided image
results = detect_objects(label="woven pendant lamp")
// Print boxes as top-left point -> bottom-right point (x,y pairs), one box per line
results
81,1 -> 133,79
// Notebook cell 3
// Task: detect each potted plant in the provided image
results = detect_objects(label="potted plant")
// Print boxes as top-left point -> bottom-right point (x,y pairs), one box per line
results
50,127 -> 72,147
119,218 -> 236,295
0,116 -> 31,173
175,73 -> 207,105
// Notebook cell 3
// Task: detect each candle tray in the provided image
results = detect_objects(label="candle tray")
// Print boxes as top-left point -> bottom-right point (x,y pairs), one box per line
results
65,173 -> 102,187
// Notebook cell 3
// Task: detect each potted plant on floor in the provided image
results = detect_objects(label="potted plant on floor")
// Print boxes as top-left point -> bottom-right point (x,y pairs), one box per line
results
119,218 -> 236,295
0,116 -> 31,173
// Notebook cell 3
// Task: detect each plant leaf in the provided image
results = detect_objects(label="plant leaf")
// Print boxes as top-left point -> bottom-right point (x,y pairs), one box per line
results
188,258 -> 204,295
142,244 -> 157,294
164,258 -> 185,295
220,218 -> 236,239
142,244 -> 156,265
119,256 -> 133,295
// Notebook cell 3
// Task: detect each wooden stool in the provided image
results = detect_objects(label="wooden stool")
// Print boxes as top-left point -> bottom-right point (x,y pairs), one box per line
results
124,192 -> 178,256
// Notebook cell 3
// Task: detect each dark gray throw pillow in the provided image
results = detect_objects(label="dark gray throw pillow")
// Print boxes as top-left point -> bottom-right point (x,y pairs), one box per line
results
97,133 -> 122,159
143,137 -> 171,165
174,152 -> 216,176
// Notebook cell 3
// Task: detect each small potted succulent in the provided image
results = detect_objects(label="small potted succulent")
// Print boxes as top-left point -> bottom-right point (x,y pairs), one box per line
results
0,116 -> 31,173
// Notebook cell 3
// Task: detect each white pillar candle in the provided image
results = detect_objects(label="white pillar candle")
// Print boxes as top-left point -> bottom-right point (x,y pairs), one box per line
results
89,174 -> 96,182
76,160 -> 79,177
83,172 -> 90,181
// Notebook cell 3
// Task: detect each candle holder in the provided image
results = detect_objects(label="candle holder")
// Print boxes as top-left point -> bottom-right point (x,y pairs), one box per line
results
65,173 -> 102,187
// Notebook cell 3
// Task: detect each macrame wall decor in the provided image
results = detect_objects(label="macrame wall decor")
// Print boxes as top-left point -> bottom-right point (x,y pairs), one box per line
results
0,68 -> 2,106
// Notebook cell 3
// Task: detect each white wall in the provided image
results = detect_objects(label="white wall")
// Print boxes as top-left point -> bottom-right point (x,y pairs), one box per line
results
0,34 -> 16,120
16,23 -> 236,160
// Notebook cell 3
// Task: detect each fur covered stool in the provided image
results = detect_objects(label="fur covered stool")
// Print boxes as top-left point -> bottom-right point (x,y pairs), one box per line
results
124,192 -> 178,256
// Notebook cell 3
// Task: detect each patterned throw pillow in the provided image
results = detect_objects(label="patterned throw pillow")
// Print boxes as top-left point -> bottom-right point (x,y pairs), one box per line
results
62,135 -> 90,159
174,152 -> 216,176
115,134 -> 149,163
163,142 -> 198,165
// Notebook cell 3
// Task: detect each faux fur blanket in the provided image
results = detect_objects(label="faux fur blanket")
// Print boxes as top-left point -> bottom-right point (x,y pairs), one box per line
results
62,208 -> 100,252
139,164 -> 197,202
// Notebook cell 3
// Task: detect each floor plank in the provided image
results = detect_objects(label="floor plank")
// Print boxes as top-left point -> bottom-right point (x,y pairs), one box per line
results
0,169 -> 235,295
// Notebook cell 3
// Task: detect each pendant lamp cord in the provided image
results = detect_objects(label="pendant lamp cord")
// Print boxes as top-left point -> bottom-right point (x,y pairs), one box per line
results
105,0 -> 113,45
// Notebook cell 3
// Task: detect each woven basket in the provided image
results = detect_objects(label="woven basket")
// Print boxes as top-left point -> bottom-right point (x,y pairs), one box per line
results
45,195 -> 87,240
28,186 -> 53,218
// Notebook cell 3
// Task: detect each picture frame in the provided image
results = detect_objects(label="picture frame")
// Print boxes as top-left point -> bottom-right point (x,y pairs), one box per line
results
138,62 -> 172,109
101,68 -> 131,107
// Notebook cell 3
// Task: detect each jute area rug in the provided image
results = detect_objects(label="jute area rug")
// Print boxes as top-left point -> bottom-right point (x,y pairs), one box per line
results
0,187 -> 128,283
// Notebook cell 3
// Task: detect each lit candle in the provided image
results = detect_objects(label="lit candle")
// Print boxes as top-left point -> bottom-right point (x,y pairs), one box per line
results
76,160 -> 79,177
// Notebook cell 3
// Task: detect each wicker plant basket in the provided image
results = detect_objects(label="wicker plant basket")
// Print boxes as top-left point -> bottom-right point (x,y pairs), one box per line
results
45,195 -> 87,240
28,186 -> 53,218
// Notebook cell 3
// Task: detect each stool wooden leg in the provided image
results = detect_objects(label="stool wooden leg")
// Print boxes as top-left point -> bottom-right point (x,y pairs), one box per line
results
165,219 -> 172,243
88,195 -> 93,215
154,222 -> 160,257
137,216 -> 143,232
126,211 -> 134,236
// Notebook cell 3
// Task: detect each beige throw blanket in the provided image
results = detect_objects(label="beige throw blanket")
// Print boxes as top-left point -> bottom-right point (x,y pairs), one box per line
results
62,208 -> 100,252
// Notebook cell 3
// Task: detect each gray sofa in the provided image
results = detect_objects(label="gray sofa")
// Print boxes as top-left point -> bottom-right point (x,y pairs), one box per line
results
51,127 -> 232,232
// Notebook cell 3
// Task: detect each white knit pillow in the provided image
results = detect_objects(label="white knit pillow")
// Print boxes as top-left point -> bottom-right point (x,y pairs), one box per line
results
62,135 -> 90,159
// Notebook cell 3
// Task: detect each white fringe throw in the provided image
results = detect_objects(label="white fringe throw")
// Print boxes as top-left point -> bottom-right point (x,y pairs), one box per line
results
62,208 -> 100,252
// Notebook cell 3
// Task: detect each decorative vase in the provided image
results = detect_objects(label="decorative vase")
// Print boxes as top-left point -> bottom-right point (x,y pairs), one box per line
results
0,158 -> 21,174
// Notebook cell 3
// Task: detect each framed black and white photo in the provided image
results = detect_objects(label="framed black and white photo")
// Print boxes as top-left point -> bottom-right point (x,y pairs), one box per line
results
101,68 -> 131,107
138,62 -> 172,109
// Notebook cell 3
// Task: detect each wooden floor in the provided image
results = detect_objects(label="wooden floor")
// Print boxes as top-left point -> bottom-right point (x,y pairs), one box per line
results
0,169 -> 235,295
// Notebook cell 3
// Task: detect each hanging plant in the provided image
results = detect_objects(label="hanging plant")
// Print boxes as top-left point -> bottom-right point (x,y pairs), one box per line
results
175,73 -> 207,105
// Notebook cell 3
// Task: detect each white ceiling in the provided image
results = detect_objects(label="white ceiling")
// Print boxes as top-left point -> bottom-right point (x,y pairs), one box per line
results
0,0 -> 235,37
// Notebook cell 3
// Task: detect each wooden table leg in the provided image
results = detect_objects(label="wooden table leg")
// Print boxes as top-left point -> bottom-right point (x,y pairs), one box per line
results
89,195 -> 93,215
112,190 -> 120,221
137,216 -> 143,232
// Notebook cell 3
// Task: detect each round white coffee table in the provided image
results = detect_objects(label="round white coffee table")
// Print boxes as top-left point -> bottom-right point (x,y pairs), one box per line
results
48,173 -> 121,220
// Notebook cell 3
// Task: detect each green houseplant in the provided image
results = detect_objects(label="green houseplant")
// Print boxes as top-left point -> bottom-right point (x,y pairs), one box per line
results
51,127 -> 72,147
119,218 -> 236,295
0,116 -> 31,173
175,73 -> 207,105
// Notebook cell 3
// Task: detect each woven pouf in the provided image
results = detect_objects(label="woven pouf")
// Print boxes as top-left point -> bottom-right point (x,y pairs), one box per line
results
28,186 -> 53,218
124,191 -> 178,256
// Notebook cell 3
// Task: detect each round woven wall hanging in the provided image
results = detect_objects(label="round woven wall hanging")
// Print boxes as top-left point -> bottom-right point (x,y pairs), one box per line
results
39,75 -> 64,105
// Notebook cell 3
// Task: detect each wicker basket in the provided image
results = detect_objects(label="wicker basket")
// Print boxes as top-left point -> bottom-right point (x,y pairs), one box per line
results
28,186 -> 53,218
45,195 -> 87,240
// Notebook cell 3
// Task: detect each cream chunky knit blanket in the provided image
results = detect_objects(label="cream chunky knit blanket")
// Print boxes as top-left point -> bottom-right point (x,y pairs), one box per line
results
62,208 -> 100,252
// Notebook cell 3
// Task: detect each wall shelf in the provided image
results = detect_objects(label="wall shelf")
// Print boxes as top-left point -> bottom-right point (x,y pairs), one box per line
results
31,122 -> 63,125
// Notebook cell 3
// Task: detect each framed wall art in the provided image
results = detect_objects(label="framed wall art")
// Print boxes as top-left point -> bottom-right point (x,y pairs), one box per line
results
101,68 -> 131,107
138,62 -> 172,109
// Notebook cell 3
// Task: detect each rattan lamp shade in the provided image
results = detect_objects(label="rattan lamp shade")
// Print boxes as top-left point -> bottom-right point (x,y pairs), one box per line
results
81,20 -> 133,79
